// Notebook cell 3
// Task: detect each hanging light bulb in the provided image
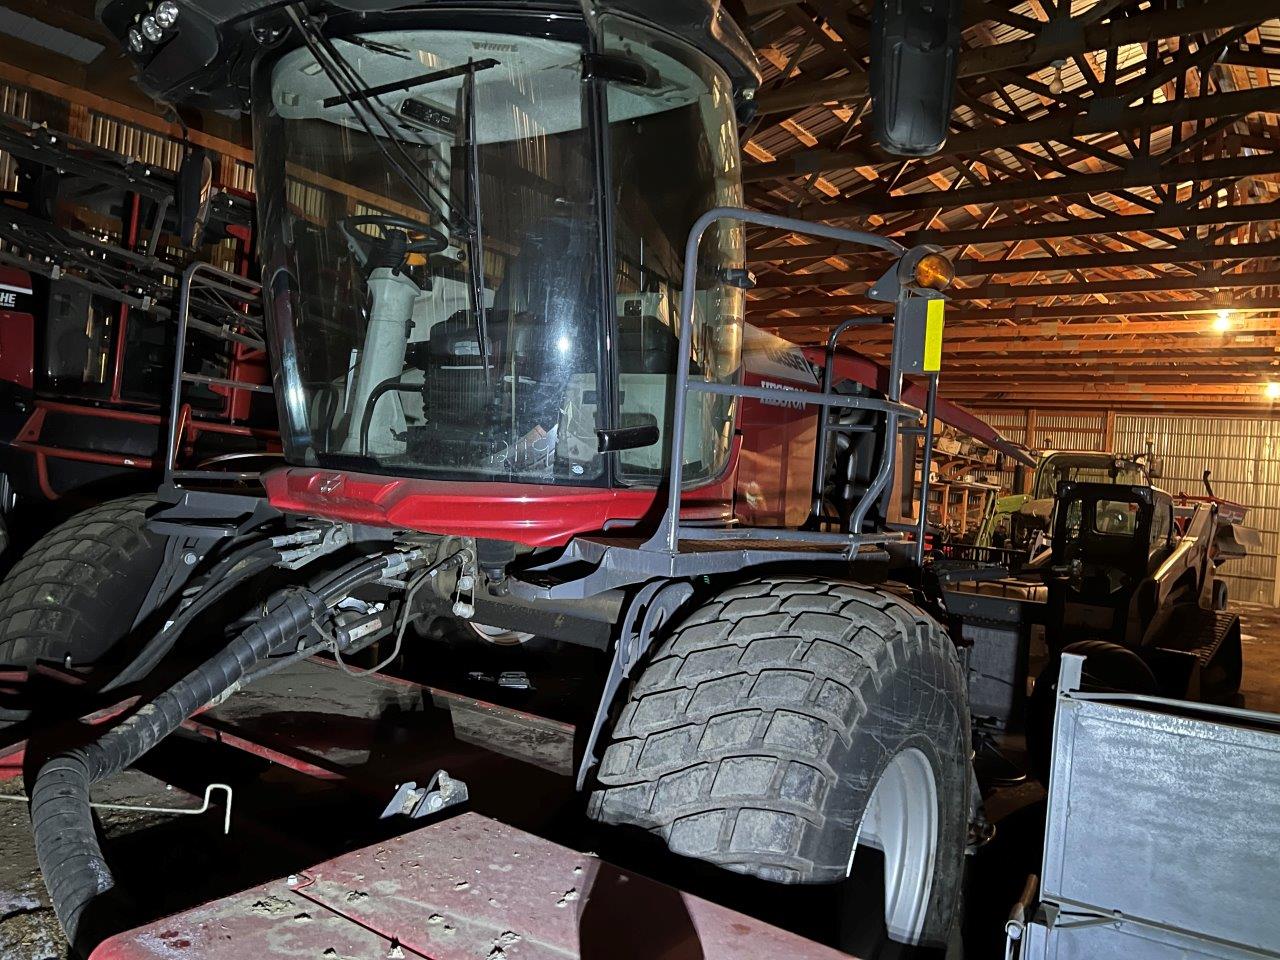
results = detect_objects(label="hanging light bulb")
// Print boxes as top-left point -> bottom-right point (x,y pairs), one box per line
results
1267,382 -> 1280,400
1049,62 -> 1070,96
1212,309 -> 1231,333
1048,61 -> 1066,96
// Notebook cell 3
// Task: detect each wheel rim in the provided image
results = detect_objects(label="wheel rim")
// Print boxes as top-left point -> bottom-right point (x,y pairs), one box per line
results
848,747 -> 939,944
466,621 -> 535,646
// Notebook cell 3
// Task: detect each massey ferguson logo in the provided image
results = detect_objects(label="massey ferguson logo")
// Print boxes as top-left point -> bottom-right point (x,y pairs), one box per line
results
0,292 -> 16,309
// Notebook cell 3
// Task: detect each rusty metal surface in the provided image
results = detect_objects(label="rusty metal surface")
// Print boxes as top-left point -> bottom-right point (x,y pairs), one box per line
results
90,812 -> 852,960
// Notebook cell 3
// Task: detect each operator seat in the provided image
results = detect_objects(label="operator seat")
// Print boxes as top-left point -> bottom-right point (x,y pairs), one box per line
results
617,311 -> 677,374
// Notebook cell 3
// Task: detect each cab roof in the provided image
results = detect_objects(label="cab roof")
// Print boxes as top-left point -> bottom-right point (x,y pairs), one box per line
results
97,0 -> 760,112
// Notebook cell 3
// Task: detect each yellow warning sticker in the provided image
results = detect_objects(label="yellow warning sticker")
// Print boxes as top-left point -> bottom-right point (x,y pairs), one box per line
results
923,299 -> 945,372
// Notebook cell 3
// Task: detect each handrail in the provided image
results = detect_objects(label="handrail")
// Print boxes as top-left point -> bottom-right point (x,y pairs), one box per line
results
166,262 -> 264,482
642,206 -> 927,556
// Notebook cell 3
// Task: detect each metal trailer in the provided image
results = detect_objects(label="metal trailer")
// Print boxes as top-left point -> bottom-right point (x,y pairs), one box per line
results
1,656 -> 850,960
1007,652 -> 1280,959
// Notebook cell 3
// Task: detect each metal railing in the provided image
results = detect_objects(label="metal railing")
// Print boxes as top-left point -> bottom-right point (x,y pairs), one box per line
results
164,261 -> 269,484
640,207 -> 940,562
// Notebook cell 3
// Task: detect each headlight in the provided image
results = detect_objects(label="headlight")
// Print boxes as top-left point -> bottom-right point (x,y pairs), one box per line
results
154,0 -> 180,29
141,15 -> 163,43
127,27 -> 145,51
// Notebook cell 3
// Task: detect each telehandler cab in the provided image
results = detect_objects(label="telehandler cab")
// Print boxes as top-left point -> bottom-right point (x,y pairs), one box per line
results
6,0 -> 979,955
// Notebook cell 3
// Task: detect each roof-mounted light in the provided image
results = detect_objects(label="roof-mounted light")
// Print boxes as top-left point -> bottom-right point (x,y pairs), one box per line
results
913,252 -> 955,291
127,26 -> 145,52
154,0 -> 179,29
140,15 -> 163,43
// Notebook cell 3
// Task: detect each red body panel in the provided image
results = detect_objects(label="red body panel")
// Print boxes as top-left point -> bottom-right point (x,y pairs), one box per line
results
0,267 -> 35,389
263,466 -> 734,548
89,812 -> 850,960
735,328 -> 820,528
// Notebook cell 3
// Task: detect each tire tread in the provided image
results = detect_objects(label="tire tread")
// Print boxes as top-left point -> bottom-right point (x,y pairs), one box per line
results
590,577 -> 966,884
0,495 -> 161,669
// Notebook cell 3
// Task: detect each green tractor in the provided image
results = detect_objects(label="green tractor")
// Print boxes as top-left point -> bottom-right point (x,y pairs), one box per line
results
973,448 -> 1159,554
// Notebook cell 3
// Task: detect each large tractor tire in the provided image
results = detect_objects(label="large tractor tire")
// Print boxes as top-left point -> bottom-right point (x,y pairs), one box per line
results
1026,639 -> 1159,785
0,495 -> 166,675
589,578 -> 971,953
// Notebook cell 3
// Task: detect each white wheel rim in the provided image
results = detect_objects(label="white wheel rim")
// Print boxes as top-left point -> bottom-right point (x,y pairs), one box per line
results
847,747 -> 939,944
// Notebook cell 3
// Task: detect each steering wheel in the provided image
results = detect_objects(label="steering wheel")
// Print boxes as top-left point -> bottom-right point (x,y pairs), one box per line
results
339,214 -> 449,268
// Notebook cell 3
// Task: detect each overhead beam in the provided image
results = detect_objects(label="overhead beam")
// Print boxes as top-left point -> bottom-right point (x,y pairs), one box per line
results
841,338 -> 1278,356
749,184 -> 1280,254
902,200 -> 1280,249
941,359 -> 1280,373
748,238 -> 1280,279
754,270 -> 1280,299
745,85 -> 1280,181
968,400 -> 1280,413
943,382 -> 1278,397
757,295 -> 1280,324
820,151 -> 1280,217
754,0 -> 1275,114
817,316 -> 1280,341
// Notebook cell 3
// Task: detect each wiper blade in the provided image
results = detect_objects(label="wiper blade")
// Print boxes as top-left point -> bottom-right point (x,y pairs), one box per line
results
286,6 -> 456,226
344,36 -> 412,60
322,58 -> 499,109
461,62 -> 492,393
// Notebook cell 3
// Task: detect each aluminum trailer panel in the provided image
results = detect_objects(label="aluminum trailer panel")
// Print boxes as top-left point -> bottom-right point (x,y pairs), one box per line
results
1025,656 -> 1280,958
90,812 -> 853,960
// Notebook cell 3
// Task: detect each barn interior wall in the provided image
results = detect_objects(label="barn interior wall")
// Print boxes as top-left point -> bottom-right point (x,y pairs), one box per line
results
975,408 -> 1280,606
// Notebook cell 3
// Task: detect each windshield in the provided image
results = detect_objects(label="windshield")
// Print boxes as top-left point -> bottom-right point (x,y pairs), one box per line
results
253,21 -> 744,488
1033,454 -> 1145,499
604,16 -> 744,484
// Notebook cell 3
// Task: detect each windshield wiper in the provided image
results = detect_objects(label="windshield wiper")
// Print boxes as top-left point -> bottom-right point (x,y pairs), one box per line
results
321,58 -> 499,109
461,63 -> 492,393
286,5 -> 456,226
344,36 -> 411,60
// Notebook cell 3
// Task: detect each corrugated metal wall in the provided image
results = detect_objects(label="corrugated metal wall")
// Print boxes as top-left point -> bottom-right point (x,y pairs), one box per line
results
976,408 -> 1280,605
1114,416 -> 1280,606
88,112 -> 183,170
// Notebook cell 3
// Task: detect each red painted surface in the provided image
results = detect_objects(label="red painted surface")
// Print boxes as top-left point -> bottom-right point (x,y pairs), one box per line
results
90,812 -> 853,960
0,266 -> 35,389
9,398 -> 279,499
735,375 -> 819,529
264,467 -> 734,548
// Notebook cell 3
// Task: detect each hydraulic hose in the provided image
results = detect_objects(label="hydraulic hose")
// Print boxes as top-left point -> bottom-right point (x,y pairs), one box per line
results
103,538 -> 283,693
30,549 -> 423,954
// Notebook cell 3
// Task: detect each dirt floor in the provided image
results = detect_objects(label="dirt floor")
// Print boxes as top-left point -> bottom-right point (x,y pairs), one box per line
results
1237,602 -> 1280,714
1,602 -> 1277,960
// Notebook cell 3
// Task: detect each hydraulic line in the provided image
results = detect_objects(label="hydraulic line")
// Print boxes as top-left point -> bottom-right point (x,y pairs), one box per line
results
30,548 -> 427,955
102,538 -> 283,693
